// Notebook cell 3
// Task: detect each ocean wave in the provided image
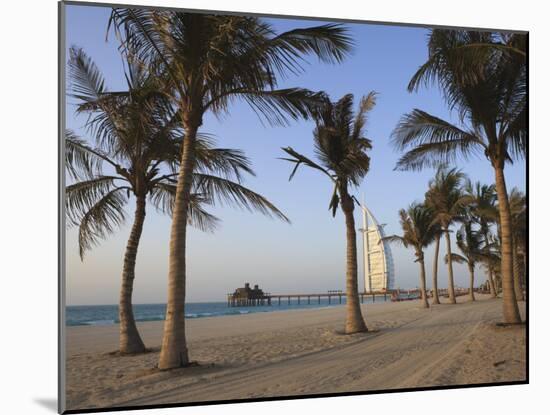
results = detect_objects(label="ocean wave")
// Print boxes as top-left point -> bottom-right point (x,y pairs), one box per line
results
83,319 -> 116,326
185,312 -> 217,318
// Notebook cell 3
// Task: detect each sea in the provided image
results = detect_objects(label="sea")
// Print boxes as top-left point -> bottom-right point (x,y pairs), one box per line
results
66,295 -> 400,327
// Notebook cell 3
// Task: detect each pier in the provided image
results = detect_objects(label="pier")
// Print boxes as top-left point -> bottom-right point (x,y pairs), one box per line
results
228,283 -> 400,307
227,284 -> 475,307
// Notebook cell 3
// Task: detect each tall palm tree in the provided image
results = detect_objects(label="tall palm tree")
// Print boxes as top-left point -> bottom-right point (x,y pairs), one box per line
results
509,188 -> 526,301
429,223 -> 443,305
383,203 -> 437,308
464,180 -> 499,297
67,47 -> 289,354
447,220 -> 485,301
281,93 -> 377,333
108,10 -> 353,369
392,30 -> 526,323
424,165 -> 467,304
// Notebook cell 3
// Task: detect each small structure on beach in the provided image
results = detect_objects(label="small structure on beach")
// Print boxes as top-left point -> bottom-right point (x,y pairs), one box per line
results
228,283 -> 271,306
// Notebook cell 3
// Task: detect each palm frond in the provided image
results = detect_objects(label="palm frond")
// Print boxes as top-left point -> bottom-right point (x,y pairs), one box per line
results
281,146 -> 334,181
193,174 -> 290,223
65,130 -> 111,180
194,137 -> 254,182
66,176 -> 122,227
351,92 -> 377,140
68,47 -> 126,153
268,24 -> 354,71
380,234 -> 407,248
445,252 -> 467,264
219,88 -> 328,126
68,46 -> 106,103
76,187 -> 128,259
149,182 -> 220,232
392,109 -> 483,171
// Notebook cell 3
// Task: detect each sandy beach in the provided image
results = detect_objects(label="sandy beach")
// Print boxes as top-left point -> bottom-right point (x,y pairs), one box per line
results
65,295 -> 526,410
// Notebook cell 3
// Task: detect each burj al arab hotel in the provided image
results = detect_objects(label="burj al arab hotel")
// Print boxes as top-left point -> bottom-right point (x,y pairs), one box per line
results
359,203 -> 395,292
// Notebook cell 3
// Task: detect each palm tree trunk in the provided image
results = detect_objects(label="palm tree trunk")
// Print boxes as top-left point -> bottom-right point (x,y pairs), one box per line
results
512,237 -> 524,301
119,195 -> 147,354
483,233 -> 497,298
488,268 -> 497,297
431,234 -> 441,304
418,255 -> 429,308
444,229 -> 456,304
494,166 -> 521,324
468,263 -> 476,301
158,119 -> 198,370
341,191 -> 368,334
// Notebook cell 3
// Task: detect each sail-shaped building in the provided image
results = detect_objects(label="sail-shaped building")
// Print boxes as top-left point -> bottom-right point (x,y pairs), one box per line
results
360,204 -> 395,292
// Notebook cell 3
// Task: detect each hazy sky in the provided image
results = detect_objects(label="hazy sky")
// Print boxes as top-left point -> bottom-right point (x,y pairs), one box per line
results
64,4 -> 526,305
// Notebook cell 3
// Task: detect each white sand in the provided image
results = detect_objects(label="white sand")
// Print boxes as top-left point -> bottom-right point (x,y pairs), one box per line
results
65,295 -> 526,410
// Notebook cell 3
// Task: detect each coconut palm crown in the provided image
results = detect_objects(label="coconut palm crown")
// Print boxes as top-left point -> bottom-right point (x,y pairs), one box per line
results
424,165 -> 468,303
281,92 -> 377,333
383,203 -> 438,308
447,220 -> 486,301
464,179 -> 499,296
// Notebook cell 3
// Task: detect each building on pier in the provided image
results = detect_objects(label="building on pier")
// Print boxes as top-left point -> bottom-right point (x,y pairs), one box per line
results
228,283 -> 271,306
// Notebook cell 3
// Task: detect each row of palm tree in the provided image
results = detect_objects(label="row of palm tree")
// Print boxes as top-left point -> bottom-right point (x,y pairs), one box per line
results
384,165 -> 526,309
391,30 -> 526,323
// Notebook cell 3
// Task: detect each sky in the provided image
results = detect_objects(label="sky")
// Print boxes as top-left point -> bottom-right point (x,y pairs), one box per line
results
64,4 -> 526,305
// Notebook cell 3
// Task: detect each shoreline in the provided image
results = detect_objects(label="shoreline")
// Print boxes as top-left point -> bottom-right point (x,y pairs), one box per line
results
66,298 -> 395,327
65,295 -> 526,410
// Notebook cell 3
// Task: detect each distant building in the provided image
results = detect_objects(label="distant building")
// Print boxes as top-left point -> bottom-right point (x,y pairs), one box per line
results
228,283 -> 270,306
359,204 -> 395,292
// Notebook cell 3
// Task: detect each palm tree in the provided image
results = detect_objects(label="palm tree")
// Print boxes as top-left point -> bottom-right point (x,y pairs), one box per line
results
392,30 -> 526,323
423,193 -> 443,305
383,203 -> 437,308
281,93 -> 376,333
509,188 -> 526,301
108,10 -> 353,369
447,220 -> 485,301
67,47 -> 289,354
424,165 -> 467,304
464,180 -> 499,297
